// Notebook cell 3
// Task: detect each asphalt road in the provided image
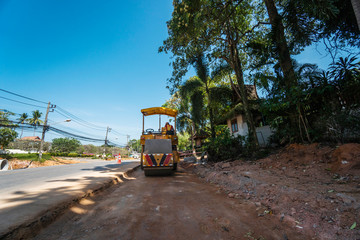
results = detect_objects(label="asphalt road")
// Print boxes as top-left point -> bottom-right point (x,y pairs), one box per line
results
0,159 -> 137,192
0,159 -> 139,239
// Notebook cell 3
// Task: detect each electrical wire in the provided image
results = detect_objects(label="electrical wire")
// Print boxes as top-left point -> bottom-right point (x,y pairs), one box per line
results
1,88 -> 129,144
0,121 -> 105,143
54,110 -> 107,131
2,121 -> 124,146
0,96 -> 47,109
47,119 -> 105,139
0,88 -> 48,104
56,106 -> 107,130
111,129 -> 127,136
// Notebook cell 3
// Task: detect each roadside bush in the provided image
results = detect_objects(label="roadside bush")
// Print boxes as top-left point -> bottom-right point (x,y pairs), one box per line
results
0,153 -> 11,160
205,126 -> 273,161
49,152 -> 94,158
0,153 -> 52,162
68,152 -> 79,157
324,108 -> 360,143
41,153 -> 52,160
205,126 -> 244,162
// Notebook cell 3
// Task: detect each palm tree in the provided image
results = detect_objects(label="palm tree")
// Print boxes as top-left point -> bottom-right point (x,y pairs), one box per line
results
329,56 -> 360,108
28,110 -> 43,136
17,113 -> 28,138
180,54 -> 232,139
176,94 -> 197,155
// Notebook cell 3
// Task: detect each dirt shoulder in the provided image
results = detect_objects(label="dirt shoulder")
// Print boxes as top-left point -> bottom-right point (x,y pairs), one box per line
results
8,157 -> 82,169
8,157 -> 131,169
33,167 -> 306,240
183,143 -> 360,239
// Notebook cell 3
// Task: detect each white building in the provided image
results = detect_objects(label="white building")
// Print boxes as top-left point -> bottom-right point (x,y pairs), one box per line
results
225,85 -> 273,146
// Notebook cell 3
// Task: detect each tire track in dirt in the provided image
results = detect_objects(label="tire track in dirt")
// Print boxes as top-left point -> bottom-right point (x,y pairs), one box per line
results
33,167 -> 306,240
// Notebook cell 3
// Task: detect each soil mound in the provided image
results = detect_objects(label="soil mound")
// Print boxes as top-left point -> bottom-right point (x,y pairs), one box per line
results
331,143 -> 360,173
184,143 -> 360,239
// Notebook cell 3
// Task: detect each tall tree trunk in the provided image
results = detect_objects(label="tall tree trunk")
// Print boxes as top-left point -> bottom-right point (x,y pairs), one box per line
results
206,84 -> 216,139
351,0 -> 360,30
264,0 -> 308,142
226,32 -> 259,148
263,0 -> 297,89
191,121 -> 196,156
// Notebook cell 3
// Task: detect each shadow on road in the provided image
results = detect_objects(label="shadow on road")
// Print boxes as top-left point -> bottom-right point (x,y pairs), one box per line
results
0,165 -> 137,240
81,163 -> 124,173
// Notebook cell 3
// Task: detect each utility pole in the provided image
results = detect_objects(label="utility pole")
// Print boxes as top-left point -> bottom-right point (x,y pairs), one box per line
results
126,134 -> 131,154
39,102 -> 55,159
104,126 -> 111,157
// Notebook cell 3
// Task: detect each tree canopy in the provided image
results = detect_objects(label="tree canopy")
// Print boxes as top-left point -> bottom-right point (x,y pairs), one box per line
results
0,111 -> 18,149
161,0 -> 360,149
51,137 -> 81,153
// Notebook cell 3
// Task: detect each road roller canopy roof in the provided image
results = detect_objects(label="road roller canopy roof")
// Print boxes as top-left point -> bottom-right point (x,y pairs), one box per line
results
141,107 -> 178,117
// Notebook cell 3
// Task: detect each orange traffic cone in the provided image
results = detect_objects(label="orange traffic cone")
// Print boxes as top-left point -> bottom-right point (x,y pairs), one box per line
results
117,153 -> 122,164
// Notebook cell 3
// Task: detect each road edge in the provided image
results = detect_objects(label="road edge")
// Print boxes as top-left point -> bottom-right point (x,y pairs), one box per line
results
0,164 -> 140,240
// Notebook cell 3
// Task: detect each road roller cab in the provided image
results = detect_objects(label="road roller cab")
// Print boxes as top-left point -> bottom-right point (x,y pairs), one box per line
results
140,107 -> 180,176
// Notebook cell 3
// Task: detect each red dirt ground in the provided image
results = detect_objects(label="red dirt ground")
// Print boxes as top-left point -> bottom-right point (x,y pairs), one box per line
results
8,158 -> 81,169
183,143 -> 360,239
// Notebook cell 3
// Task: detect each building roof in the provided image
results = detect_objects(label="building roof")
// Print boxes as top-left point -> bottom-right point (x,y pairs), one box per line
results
20,136 -> 41,141
233,84 -> 259,102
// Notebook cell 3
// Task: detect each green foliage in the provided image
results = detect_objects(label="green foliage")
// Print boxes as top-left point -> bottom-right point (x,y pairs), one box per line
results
1,153 -> 51,162
128,139 -> 141,152
49,152 -> 94,157
262,55 -> 360,144
27,110 -> 43,126
178,132 -> 191,151
82,144 -> 100,155
205,125 -> 244,162
68,152 -> 78,157
0,128 -> 18,149
322,109 -> 360,143
0,111 -> 18,149
51,138 -> 81,153
161,0 -> 360,147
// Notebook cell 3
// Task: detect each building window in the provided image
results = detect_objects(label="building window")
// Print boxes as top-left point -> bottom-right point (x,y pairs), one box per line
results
231,119 -> 238,133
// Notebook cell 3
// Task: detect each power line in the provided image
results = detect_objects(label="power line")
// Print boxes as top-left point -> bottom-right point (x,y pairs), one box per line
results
54,110 -> 106,131
111,129 -> 127,136
0,96 -> 47,109
48,119 -> 104,139
48,126 -> 105,142
0,88 -> 48,104
0,88 -> 105,131
1,120 -> 125,146
0,121 -> 104,143
56,106 -> 106,130
0,88 -> 130,142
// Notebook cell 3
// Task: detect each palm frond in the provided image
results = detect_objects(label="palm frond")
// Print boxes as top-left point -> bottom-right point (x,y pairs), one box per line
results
180,76 -> 204,99
190,89 -> 205,126
209,86 -> 232,105
211,63 -> 233,82
191,54 -> 209,84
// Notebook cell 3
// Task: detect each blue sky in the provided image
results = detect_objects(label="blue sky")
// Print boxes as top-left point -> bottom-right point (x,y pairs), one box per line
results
0,0 -> 342,146
0,0 -> 176,146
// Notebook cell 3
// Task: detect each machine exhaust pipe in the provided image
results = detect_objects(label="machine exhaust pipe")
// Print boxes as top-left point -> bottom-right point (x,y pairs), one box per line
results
0,159 -> 9,171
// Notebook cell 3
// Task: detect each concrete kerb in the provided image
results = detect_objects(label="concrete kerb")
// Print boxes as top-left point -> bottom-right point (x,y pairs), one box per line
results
0,163 -> 140,240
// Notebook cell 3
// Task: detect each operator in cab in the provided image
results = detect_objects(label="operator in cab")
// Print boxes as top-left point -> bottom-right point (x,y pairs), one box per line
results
165,122 -> 174,135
